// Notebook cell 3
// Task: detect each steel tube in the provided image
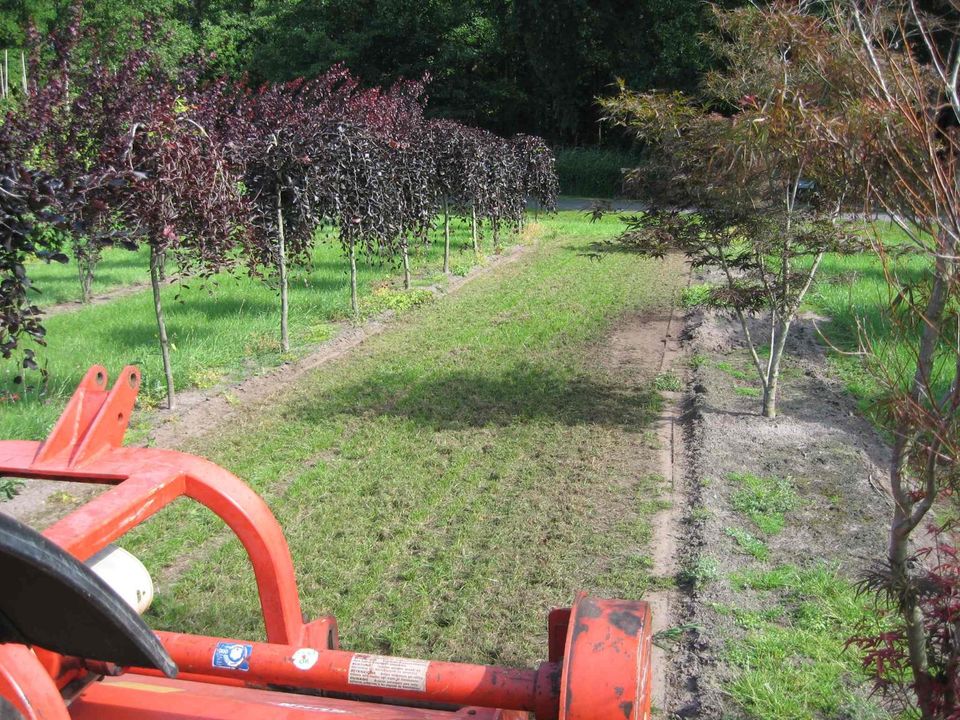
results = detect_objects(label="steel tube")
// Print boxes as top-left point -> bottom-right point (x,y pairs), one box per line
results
154,632 -> 544,714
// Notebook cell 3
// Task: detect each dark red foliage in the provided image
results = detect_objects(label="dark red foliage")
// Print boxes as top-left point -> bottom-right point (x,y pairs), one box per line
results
849,524 -> 960,718
512,134 -> 559,212
0,15 -> 557,358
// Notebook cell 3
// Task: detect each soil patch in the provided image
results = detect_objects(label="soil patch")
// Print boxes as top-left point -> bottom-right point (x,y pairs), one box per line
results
665,307 -> 892,719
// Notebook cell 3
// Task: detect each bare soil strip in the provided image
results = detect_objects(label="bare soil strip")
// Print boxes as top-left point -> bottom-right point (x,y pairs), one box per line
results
666,308 -> 892,718
7,243 -> 530,531
594,257 -> 692,713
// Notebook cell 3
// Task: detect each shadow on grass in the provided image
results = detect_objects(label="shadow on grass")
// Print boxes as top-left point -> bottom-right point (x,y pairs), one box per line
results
287,364 -> 663,431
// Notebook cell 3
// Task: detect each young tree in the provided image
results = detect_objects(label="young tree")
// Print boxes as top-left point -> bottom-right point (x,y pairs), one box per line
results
111,78 -> 246,409
792,4 -> 960,716
317,121 -> 402,315
0,9 -> 130,364
217,77 -> 332,353
512,133 -> 559,222
20,10 -> 155,303
599,7 -> 861,418
424,120 -> 471,273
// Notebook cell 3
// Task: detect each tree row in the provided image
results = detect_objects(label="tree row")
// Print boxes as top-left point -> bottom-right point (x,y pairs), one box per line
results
0,14 -> 558,408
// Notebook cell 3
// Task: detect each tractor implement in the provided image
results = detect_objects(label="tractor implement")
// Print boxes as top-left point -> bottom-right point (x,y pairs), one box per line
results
0,366 -> 653,720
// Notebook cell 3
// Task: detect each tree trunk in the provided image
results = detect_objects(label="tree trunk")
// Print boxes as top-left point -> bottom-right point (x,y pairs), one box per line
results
402,239 -> 411,290
443,198 -> 451,274
276,186 -> 289,353
889,505 -> 936,720
349,236 -> 359,317
150,246 -> 175,410
78,261 -> 93,304
493,223 -> 501,253
885,256 -> 952,719
761,319 -> 790,418
471,206 -> 480,256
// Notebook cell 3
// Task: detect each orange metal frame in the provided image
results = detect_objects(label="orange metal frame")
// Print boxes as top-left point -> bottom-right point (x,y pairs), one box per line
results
0,366 -> 653,720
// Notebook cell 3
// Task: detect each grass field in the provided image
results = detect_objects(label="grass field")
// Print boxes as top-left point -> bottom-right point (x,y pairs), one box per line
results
98,212 -> 688,665
1,220 -> 485,440
25,245 -> 152,307
803,223 -> 946,414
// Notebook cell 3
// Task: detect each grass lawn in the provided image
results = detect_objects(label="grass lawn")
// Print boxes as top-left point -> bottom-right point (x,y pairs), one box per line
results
0,219 -> 487,440
106,211 -> 686,665
25,245 -> 153,307
804,222 -> 954,415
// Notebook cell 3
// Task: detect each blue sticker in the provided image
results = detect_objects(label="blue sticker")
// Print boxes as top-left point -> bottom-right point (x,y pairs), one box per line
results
212,642 -> 252,671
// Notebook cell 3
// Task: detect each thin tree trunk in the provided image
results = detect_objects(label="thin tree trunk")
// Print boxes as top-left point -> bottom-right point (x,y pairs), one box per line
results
78,261 -> 92,304
20,51 -> 26,94
885,257 -> 952,719
443,198 -> 451,273
3,50 -> 8,97
349,236 -> 359,317
471,206 -> 480,255
276,186 -> 289,353
402,239 -> 411,290
889,505 -> 935,720
762,319 -> 790,418
493,223 -> 501,253
150,246 -> 175,410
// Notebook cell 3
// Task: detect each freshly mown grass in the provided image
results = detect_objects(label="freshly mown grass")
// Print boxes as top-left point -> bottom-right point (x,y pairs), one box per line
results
109,212 -> 685,665
0,218 -> 486,440
724,564 -> 887,720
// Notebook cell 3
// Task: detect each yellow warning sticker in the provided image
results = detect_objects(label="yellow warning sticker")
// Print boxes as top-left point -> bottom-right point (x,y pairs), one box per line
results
347,654 -> 429,692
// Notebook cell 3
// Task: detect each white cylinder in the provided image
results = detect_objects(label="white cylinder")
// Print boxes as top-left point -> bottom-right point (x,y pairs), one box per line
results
87,545 -> 154,615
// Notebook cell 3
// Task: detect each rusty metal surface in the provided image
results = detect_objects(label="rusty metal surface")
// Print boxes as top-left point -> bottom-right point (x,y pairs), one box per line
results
558,594 -> 653,720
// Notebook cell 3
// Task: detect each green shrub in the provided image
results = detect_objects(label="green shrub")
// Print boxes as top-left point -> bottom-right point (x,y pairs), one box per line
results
554,147 -> 641,197
365,287 -> 434,316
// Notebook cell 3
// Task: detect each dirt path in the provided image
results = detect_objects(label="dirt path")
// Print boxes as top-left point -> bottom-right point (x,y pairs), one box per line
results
41,281 -> 152,316
595,257 -> 692,713
7,243 -> 532,531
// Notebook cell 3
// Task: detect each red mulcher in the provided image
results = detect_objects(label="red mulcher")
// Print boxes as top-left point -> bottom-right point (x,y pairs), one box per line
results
0,366 -> 653,720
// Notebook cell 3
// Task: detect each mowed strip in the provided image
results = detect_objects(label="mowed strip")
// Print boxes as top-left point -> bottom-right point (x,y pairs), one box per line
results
123,214 -> 687,667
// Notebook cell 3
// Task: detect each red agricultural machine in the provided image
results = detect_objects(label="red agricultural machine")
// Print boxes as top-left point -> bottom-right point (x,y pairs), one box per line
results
0,366 -> 653,720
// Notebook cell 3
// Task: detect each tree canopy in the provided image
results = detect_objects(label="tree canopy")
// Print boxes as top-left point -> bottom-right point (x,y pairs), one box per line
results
0,0 -> 726,145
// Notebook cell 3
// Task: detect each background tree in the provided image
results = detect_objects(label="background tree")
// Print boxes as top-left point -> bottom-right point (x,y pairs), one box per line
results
599,7 -> 861,418
0,0 -> 728,145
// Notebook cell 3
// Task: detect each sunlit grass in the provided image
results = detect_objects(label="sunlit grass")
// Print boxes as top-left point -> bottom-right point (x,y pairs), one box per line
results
102,211 -> 686,665
0,217 -> 486,439
804,222 -> 954,417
